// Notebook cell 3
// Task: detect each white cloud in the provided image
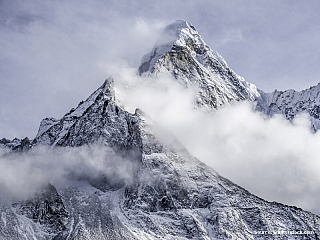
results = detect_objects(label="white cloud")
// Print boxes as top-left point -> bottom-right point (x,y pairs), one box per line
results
0,144 -> 138,201
221,29 -> 244,45
116,71 -> 320,214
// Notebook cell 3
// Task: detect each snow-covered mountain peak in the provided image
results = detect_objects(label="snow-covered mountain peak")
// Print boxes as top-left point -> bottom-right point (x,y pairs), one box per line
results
139,19 -> 210,75
159,19 -> 199,47
66,76 -> 115,115
139,20 -> 261,109
163,19 -> 192,33
33,76 -> 133,147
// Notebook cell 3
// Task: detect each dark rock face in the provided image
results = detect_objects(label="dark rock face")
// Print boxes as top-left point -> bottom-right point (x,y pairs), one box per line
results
51,186 -> 139,240
0,138 -> 11,145
12,184 -> 68,234
12,137 -> 32,151
0,137 -> 31,151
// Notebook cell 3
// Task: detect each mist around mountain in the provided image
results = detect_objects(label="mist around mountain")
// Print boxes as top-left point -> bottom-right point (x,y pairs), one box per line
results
1,20 -> 320,239
117,20 -> 320,214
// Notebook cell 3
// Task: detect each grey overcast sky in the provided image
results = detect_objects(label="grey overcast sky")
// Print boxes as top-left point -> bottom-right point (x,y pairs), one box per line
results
1,0 -> 320,139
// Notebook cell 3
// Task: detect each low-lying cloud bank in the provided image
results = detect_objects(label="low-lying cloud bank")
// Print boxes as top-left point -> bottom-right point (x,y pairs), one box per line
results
0,144 -> 138,201
116,71 -> 320,214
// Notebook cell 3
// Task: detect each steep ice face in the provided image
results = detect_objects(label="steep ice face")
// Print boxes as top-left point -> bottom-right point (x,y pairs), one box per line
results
139,20 -> 261,109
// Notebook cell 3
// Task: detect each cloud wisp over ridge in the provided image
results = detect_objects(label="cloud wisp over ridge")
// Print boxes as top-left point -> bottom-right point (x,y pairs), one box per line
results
0,144 -> 139,202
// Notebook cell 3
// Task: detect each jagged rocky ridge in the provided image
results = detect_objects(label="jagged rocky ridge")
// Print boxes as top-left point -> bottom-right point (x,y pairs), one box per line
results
1,77 -> 320,239
0,137 -> 31,151
257,84 -> 320,131
1,20 -> 320,239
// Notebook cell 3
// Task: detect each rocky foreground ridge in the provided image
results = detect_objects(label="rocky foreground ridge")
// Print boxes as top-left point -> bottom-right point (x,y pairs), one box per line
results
1,20 -> 320,239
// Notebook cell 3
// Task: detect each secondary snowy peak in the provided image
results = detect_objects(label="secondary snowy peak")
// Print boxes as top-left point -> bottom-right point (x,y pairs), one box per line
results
33,76 -> 141,150
257,83 -> 320,131
139,20 -> 260,109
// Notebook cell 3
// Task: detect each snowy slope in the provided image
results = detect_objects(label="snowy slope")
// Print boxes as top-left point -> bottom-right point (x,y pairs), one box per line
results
1,78 -> 320,239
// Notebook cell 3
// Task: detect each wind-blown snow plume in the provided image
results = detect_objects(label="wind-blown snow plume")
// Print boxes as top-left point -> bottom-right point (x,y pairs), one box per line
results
116,70 -> 320,214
